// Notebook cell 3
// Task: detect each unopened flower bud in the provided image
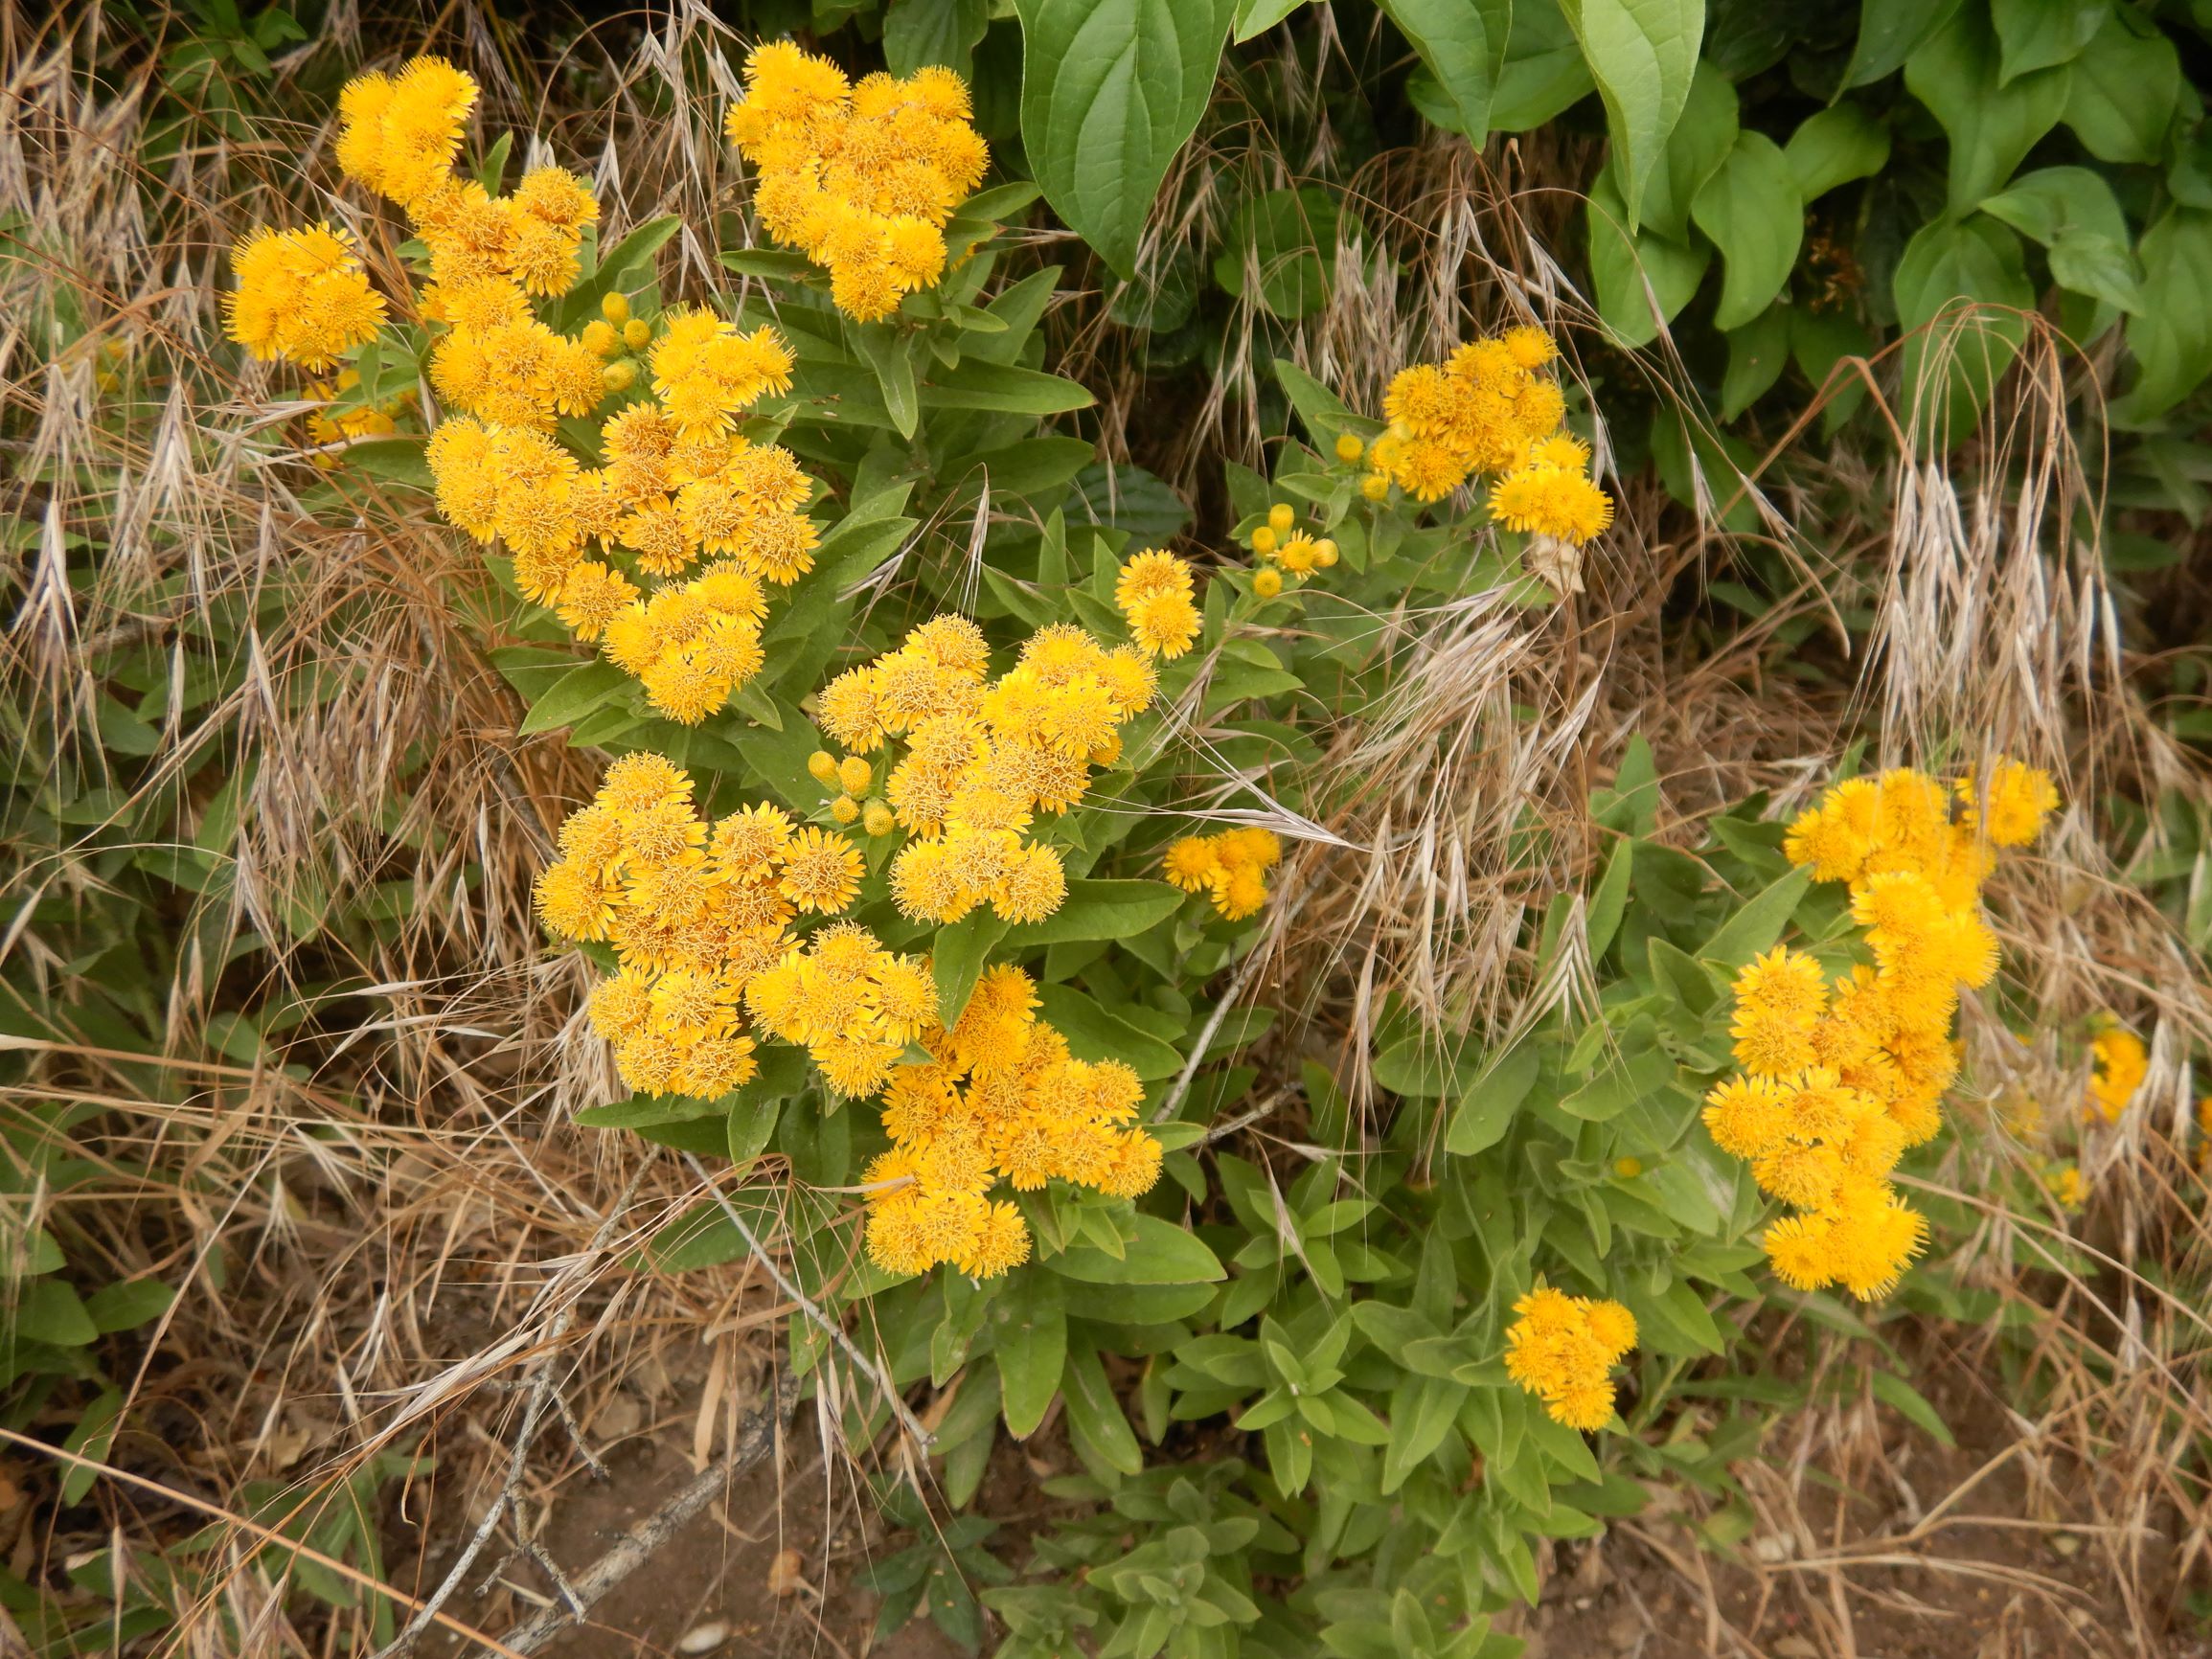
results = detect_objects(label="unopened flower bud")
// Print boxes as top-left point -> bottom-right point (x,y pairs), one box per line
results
837,756 -> 872,796
1267,502 -> 1294,534
602,359 -> 637,392
601,291 -> 631,326
807,750 -> 839,784
832,794 -> 860,825
1253,569 -> 1283,599
1334,432 -> 1364,464
622,317 -> 651,352
862,800 -> 895,837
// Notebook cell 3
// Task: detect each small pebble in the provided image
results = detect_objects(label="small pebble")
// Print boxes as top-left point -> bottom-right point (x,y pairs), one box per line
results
675,1621 -> 728,1654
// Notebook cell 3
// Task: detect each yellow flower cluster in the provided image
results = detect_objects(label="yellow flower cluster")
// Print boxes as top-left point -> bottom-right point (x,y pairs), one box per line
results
1701,762 -> 2056,1300
305,369 -> 409,449
428,333 -> 814,722
1364,328 -> 1612,544
861,965 -> 1163,1279
723,42 -> 991,322
2086,1025 -> 2146,1123
1115,551 -> 1203,659
1502,1288 -> 1637,1431
1243,501 -> 1339,600
816,617 -> 1153,928
223,226 -> 387,371
332,55 -> 476,210
534,753 -> 866,1097
1162,828 -> 1284,920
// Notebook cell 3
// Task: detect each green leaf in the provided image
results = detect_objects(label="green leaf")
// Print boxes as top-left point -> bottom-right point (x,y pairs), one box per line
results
339,436 -> 431,490
1561,0 -> 1707,232
559,214 -> 680,330
1891,215 -> 2033,439
1624,59 -> 1735,244
60,1388 -> 125,1506
1377,0 -> 1512,142
517,660 -> 626,736
1015,0 -> 1237,279
1234,0 -> 1309,41
85,1279 -> 174,1333
718,247 -> 817,281
1585,170 -> 1710,348
575,1093 -> 725,1131
1212,186 -> 1355,319
994,1271 -> 1067,1438
1782,103 -> 1890,203
1980,167 -> 2142,312
1047,1214 -> 1225,1284
2116,208 -> 2212,422
1840,0 -> 1961,91
1904,7 -> 2072,213
1061,1343 -> 1144,1476
1869,1370 -> 1956,1446
934,911 -> 1010,1028
11,1279 -> 97,1347
1492,0 -> 1598,132
1690,131 -> 1802,330
1992,0 -> 2108,83
851,323 -> 919,439
1699,865 -> 1812,971
2061,9 -> 2178,166
1035,984 -> 1183,1079
884,0 -> 991,78
998,879 -> 1184,948
920,357 -> 1096,415
1446,1041 -> 1541,1155
1719,304 -> 1790,420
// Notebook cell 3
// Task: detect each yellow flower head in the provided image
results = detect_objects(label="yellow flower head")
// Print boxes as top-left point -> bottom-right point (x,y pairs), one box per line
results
225,225 -> 387,370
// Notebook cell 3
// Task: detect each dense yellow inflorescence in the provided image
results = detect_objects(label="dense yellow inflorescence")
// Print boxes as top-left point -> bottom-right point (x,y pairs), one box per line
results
2085,1025 -> 2147,1124
228,56 -> 827,732
1162,828 -> 1284,921
1503,1288 -> 1638,1431
1365,328 -> 1612,545
224,225 -> 388,371
814,615 -> 1158,928
723,41 -> 991,321
1701,761 -> 2058,1301
860,964 -> 1163,1278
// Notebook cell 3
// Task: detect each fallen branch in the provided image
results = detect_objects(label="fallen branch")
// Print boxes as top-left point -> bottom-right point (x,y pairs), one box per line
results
497,1361 -> 794,1655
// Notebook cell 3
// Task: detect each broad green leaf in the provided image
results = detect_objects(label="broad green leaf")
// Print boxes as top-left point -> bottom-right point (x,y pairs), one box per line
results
933,911 -> 1010,1027
1981,167 -> 2142,312
2116,208 -> 2212,422
1377,0 -> 1512,141
1048,1214 -> 1225,1284
1992,0 -> 2108,83
517,660 -> 627,736
559,214 -> 680,330
60,1387 -> 125,1505
1839,0 -> 1963,92
339,436 -> 431,490
85,1279 -> 175,1333
1062,1344 -> 1145,1476
1234,0 -> 1309,41
1273,357 -> 1371,449
1015,0 -> 1237,280
1904,8 -> 2072,212
1585,837 -> 1636,961
1446,1039 -> 1541,1154
884,0 -> 992,78
2062,9 -> 2180,165
1791,307 -> 1874,431
1212,186 -> 1356,319
1891,216 -> 2033,440
1621,59 -> 1735,243
998,879 -> 1184,947
1782,103 -> 1890,203
1719,304 -> 1790,420
1561,0 -> 1706,232
920,357 -> 1096,415
1035,984 -> 1183,1079
1870,1370 -> 1957,1446
1698,865 -> 1813,971
1585,170 -> 1710,348
994,1270 -> 1067,1437
851,323 -> 920,439
1492,0 -> 1598,131
12,1279 -> 97,1347
1690,130 -> 1802,330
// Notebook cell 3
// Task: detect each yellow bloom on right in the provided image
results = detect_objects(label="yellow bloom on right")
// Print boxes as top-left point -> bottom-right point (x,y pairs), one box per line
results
1705,761 -> 2058,1301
